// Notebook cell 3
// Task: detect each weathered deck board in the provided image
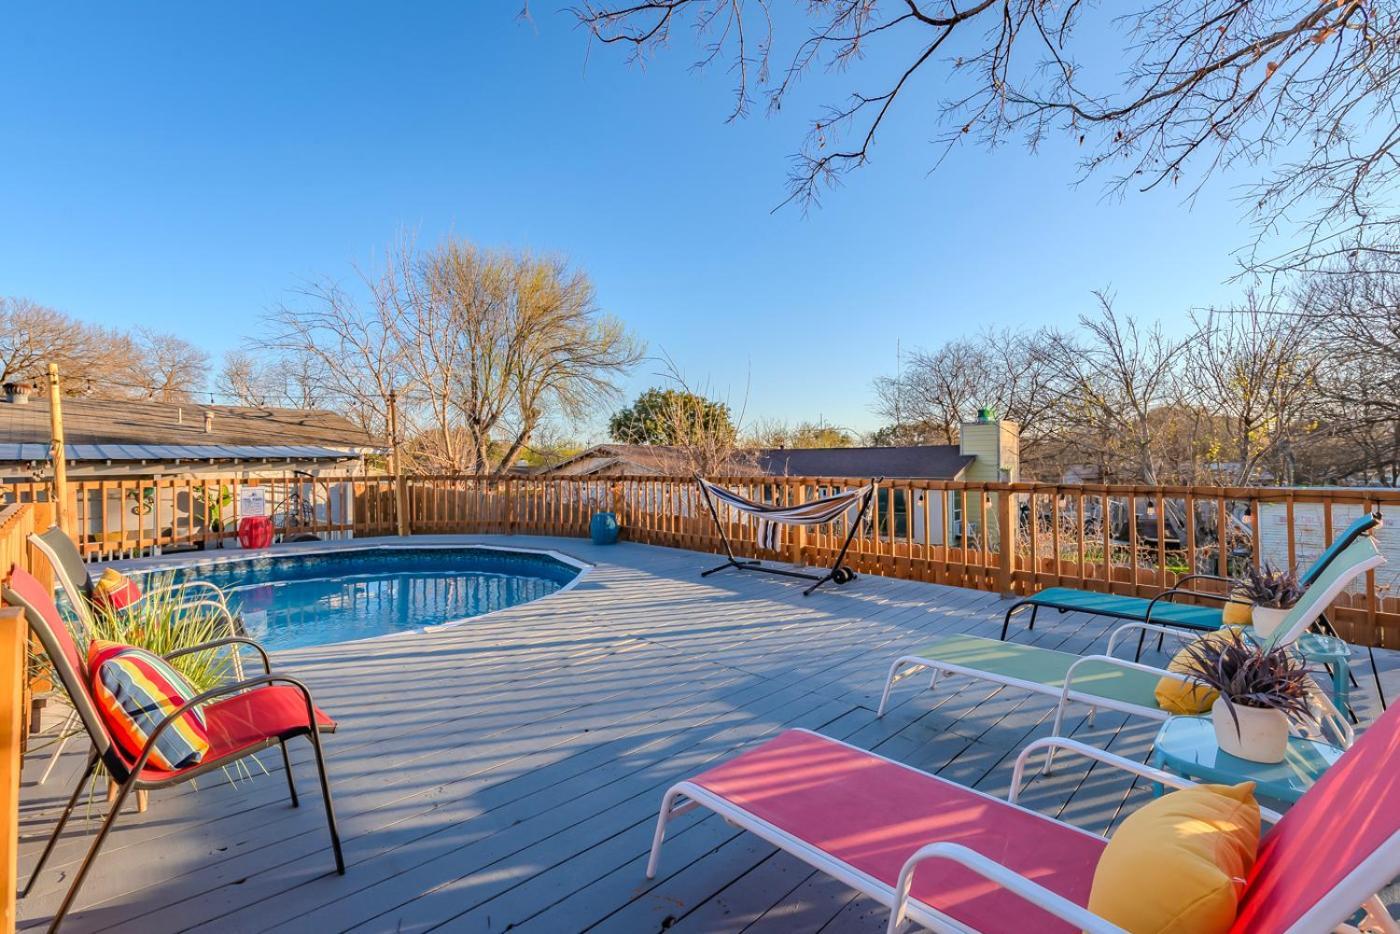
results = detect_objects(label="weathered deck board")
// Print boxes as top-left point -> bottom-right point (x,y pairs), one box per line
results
15,535 -> 1400,933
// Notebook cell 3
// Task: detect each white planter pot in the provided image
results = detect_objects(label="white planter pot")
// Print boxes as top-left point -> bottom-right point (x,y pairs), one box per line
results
1251,605 -> 1290,638
1212,697 -> 1289,763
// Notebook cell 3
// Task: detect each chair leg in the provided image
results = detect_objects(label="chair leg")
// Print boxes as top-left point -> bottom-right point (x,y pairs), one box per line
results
1027,604 -> 1040,632
647,787 -> 681,879
306,731 -> 345,874
47,771 -> 138,932
23,751 -> 97,898
39,710 -> 79,785
280,739 -> 299,808
1369,645 -> 1388,711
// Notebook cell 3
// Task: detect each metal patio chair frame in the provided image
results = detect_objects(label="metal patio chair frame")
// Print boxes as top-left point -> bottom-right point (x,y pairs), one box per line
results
28,524 -> 245,785
3,563 -> 343,932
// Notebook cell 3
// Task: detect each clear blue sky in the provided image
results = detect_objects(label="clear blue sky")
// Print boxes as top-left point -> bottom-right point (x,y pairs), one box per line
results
1,2 -> 1258,438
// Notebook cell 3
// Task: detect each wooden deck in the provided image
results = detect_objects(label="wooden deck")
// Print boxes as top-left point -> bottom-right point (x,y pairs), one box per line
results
17,536 -> 1400,932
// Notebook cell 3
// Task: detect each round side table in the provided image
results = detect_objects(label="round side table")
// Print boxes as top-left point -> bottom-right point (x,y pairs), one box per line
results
1151,715 -> 1343,805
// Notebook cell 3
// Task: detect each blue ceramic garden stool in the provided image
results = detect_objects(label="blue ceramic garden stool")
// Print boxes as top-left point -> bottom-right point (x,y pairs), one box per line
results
590,511 -> 620,545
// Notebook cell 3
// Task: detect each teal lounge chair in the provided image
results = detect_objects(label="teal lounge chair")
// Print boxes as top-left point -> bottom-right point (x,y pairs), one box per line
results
999,510 -> 1384,706
878,534 -> 1384,758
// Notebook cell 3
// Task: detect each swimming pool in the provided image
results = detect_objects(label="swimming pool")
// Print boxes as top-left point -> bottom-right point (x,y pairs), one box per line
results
135,547 -> 584,649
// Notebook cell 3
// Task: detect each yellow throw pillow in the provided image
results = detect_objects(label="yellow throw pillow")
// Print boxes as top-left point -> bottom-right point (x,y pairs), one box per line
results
1154,629 -> 1234,714
1088,782 -> 1260,934
1221,593 -> 1252,627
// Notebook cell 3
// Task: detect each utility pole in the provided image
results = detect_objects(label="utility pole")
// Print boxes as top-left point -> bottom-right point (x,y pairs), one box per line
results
388,390 -> 408,537
47,364 -> 69,535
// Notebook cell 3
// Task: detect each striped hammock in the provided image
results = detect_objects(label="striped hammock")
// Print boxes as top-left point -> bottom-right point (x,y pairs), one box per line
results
697,477 -> 878,551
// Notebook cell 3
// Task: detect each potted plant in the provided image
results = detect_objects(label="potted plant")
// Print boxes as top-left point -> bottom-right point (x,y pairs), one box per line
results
1238,562 -> 1304,637
1179,628 -> 1314,763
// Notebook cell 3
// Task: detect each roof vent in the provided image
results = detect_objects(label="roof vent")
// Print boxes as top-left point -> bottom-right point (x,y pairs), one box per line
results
3,382 -> 31,405
203,411 -> 214,433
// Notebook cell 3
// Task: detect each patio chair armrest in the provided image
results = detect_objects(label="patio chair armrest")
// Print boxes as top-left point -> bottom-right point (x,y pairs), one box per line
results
165,637 -> 271,674
143,580 -> 233,606
1144,588 -> 1237,628
887,842 -> 1128,934
127,674 -> 319,776
1008,736 -> 1284,824
1172,573 -> 1242,590
1063,653 -> 1189,694
1106,621 -> 1201,657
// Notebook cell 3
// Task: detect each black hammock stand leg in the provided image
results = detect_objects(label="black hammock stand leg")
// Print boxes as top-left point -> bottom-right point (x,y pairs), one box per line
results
696,479 -> 879,597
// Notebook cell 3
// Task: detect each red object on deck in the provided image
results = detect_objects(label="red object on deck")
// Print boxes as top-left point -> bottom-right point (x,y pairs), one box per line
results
237,515 -> 274,549
689,730 -> 1104,932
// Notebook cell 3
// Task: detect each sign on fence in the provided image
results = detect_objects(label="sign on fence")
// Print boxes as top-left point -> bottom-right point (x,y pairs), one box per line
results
237,487 -> 267,518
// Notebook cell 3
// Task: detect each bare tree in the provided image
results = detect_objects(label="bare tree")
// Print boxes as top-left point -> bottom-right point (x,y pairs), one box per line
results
217,350 -> 329,409
257,272 -> 408,451
125,329 -> 209,403
255,237 -> 642,474
574,1 -> 1398,272
871,328 -> 1064,451
1186,297 -> 1321,485
0,297 -> 99,387
1043,295 -> 1191,483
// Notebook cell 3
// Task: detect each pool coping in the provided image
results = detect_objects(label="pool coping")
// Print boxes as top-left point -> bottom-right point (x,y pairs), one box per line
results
112,539 -> 593,648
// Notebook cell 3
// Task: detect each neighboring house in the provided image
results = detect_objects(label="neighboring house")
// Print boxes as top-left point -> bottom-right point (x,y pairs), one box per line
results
0,386 -> 381,482
539,416 -> 1020,548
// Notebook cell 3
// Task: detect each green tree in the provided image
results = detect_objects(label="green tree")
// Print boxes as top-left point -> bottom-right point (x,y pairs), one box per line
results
609,388 -> 735,446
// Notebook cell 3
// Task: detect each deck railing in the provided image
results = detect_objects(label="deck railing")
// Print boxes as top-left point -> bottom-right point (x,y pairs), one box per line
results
350,474 -> 1400,649
3,472 -> 1397,648
0,474 -> 360,559
0,502 -> 54,933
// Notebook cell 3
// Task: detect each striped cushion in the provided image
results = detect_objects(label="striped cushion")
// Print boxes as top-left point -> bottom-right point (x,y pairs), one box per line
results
88,641 -> 210,770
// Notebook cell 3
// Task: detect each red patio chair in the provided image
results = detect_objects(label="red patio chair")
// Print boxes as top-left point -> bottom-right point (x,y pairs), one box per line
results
4,564 -> 344,932
648,705 -> 1400,932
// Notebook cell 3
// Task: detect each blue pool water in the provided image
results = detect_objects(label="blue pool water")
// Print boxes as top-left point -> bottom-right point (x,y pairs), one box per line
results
139,547 -> 581,649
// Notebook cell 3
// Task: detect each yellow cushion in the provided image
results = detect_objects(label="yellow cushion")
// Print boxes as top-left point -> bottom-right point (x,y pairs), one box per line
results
1154,629 -> 1234,714
1221,595 -> 1252,627
1088,782 -> 1260,934
93,567 -> 131,597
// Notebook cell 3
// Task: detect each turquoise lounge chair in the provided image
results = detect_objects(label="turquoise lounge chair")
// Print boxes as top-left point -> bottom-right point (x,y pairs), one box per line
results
878,534 -> 1384,758
1000,510 -> 1384,708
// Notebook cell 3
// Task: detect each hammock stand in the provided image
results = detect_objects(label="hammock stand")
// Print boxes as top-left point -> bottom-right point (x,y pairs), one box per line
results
696,476 -> 881,596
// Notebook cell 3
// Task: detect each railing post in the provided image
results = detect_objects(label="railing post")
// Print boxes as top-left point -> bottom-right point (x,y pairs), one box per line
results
506,478 -> 517,536
0,606 -> 24,934
996,487 -> 1016,598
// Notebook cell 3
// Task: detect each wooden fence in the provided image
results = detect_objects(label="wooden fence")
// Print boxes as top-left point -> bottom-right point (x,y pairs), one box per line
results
0,502 -> 54,934
351,474 -> 1400,649
4,472 -> 1399,649
1,474 -> 359,559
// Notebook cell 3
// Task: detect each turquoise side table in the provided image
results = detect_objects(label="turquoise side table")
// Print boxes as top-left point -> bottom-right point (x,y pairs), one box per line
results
1151,716 -> 1344,805
1295,631 -> 1351,714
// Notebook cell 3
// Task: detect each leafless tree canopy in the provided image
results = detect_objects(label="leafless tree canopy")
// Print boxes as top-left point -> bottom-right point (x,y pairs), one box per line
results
875,266 -> 1400,486
0,296 -> 210,402
574,0 -> 1399,270
254,238 -> 644,474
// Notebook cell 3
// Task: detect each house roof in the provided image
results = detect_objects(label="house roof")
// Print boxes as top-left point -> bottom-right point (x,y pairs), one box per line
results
755,445 -> 975,480
540,443 -> 976,480
540,444 -> 757,476
0,396 -> 381,463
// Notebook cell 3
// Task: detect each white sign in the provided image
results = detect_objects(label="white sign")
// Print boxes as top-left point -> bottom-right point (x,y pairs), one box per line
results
238,487 -> 267,518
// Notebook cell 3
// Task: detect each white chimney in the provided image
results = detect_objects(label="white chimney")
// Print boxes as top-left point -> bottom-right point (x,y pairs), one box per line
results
203,411 -> 214,433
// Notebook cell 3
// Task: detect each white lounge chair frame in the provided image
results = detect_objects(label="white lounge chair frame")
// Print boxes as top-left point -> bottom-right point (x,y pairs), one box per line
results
878,535 -> 1382,766
646,729 -> 1398,934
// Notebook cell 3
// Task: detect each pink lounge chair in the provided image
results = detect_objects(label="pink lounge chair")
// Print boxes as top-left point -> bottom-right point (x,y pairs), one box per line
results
648,708 -> 1400,933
